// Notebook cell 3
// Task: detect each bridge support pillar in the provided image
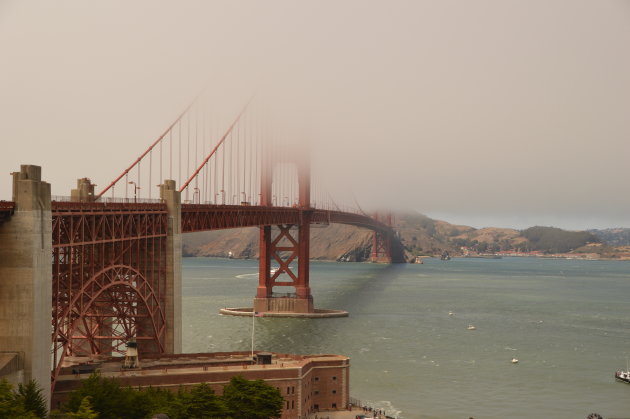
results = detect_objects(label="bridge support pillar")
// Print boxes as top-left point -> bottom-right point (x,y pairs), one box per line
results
371,231 -> 393,263
160,180 -> 182,353
254,219 -> 314,314
0,165 -> 52,405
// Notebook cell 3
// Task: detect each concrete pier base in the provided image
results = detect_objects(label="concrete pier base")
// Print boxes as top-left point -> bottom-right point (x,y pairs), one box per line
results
253,296 -> 314,314
220,307 -> 349,318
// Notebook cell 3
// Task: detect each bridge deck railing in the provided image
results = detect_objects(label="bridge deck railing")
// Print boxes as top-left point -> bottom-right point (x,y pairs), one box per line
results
52,195 -> 165,205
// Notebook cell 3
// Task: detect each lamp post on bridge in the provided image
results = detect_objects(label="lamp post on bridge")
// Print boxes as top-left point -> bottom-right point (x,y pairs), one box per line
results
193,187 -> 200,204
128,181 -> 140,203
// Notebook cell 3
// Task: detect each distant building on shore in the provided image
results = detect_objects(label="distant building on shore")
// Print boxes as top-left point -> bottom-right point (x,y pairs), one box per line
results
53,351 -> 350,419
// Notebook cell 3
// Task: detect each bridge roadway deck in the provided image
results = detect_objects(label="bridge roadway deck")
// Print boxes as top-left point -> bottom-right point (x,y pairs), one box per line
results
5,200 -> 395,248
181,203 -> 393,234
41,200 -> 393,236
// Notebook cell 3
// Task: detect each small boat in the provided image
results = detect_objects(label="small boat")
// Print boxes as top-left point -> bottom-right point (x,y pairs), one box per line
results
467,325 -> 476,330
615,370 -> 630,384
511,358 -> 519,364
448,311 -> 454,316
615,359 -> 630,384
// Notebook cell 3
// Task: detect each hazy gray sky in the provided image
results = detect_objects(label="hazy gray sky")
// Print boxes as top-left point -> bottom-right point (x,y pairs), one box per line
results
1,1 -> 629,230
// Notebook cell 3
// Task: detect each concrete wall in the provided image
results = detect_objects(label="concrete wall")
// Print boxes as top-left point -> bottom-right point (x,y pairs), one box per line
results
0,165 -> 52,405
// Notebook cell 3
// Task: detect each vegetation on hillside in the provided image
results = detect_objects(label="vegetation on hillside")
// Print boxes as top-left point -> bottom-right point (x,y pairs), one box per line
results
520,226 -> 599,253
590,228 -> 630,247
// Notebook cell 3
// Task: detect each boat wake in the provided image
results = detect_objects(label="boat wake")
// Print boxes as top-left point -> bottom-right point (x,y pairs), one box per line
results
235,273 -> 258,279
235,269 -> 278,279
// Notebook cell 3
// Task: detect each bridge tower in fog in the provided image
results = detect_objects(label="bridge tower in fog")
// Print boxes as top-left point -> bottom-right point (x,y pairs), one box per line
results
255,145 -> 314,313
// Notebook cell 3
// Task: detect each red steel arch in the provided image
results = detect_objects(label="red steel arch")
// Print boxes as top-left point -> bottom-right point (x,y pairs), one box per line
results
52,265 -> 165,380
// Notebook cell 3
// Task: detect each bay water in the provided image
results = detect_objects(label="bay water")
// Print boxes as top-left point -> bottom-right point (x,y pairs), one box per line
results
182,257 -> 630,419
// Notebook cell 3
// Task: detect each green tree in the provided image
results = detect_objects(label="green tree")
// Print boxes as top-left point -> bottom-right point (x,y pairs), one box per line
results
223,376 -> 283,419
0,379 -> 38,419
67,397 -> 98,419
142,386 -> 177,419
169,383 -> 227,419
64,373 -> 149,419
16,379 -> 47,419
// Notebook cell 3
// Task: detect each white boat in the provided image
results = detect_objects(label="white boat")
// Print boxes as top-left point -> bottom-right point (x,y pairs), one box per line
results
615,370 -> 630,384
615,359 -> 630,384
511,358 -> 519,364
467,325 -> 476,330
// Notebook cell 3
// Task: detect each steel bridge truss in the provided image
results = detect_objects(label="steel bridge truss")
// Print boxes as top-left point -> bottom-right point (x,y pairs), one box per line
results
51,202 -> 168,381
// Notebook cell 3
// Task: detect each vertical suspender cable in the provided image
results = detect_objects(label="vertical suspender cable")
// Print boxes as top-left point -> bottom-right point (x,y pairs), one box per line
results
221,138 -> 225,204
236,120 -> 240,204
194,105 -> 199,202
186,112 -> 190,202
149,150 -> 152,200
159,135 -> 163,188
242,111 -> 247,201
202,111 -> 206,203
169,130 -> 173,181
137,162 -> 141,199
179,121 -> 182,191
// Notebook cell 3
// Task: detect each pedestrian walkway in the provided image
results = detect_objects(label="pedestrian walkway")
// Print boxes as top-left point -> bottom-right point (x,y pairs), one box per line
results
307,406 -> 389,419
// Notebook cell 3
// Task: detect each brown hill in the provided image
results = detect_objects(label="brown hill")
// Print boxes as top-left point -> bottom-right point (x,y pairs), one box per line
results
182,212 -> 511,261
182,212 -> 609,260
183,224 -> 374,261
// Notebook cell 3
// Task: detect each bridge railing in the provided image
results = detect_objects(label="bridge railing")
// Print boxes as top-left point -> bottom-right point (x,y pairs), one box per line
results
52,196 -> 165,204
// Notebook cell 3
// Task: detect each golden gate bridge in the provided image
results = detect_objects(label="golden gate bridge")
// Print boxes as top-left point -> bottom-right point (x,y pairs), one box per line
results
0,95 -> 405,397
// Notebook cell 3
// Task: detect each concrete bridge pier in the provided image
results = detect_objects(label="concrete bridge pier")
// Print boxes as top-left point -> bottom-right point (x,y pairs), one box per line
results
160,180 -> 182,353
0,165 -> 52,404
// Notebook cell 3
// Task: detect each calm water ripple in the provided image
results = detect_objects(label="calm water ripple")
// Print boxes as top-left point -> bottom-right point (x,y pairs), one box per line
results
182,257 -> 630,419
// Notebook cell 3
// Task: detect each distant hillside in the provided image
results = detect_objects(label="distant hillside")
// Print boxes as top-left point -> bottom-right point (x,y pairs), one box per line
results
182,213 -> 614,261
590,228 -> 630,246
183,224 -> 374,261
520,226 -> 599,253
394,213 -> 529,255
